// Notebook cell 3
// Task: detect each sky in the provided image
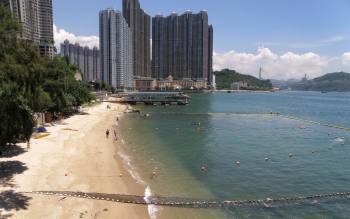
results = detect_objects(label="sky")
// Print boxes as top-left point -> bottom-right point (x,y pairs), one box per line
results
53,0 -> 350,80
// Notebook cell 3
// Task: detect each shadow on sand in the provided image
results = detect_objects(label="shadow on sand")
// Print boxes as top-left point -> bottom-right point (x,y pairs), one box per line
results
0,161 -> 28,188
0,190 -> 31,217
0,145 -> 27,158
0,161 -> 31,217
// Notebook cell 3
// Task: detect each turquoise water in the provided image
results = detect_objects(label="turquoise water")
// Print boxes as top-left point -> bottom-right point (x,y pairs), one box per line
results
119,91 -> 350,219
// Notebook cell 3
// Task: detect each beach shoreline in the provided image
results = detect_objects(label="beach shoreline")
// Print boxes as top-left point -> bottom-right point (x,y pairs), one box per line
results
0,102 -> 149,219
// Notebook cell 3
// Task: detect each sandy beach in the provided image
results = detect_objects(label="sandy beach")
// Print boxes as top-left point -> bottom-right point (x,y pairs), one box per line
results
0,102 -> 149,219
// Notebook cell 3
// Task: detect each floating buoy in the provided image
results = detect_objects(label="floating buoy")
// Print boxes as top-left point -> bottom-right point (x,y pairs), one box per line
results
289,153 -> 293,158
265,157 -> 269,162
235,161 -> 241,166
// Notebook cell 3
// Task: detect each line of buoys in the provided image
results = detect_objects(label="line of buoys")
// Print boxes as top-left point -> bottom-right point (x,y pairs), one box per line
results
157,112 -> 280,116
277,114 -> 350,132
153,111 -> 350,132
27,190 -> 350,209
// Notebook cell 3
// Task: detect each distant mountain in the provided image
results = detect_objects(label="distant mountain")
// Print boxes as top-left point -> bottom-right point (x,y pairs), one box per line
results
292,72 -> 350,92
271,79 -> 300,90
214,69 -> 272,90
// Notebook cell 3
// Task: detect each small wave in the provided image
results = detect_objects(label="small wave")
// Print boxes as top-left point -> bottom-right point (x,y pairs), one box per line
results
118,151 -> 146,185
144,186 -> 159,219
334,137 -> 346,143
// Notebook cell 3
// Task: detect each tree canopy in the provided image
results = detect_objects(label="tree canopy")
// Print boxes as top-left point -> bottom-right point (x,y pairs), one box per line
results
0,5 -> 94,146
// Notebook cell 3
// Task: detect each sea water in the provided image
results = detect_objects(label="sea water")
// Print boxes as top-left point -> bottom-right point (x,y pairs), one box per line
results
119,91 -> 350,219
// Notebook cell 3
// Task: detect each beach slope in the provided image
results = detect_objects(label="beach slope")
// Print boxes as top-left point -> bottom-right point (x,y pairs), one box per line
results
0,102 -> 148,219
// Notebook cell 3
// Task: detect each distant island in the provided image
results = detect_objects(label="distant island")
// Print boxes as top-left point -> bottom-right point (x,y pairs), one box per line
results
291,72 -> 350,92
214,69 -> 273,91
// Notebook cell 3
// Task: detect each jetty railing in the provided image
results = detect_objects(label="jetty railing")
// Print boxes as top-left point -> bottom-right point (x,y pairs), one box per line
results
111,92 -> 190,105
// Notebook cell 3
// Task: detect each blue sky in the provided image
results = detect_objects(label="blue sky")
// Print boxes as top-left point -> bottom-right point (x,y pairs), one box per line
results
53,0 -> 350,79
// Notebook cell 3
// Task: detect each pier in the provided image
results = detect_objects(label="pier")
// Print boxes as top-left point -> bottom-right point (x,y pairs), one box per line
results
111,92 -> 190,105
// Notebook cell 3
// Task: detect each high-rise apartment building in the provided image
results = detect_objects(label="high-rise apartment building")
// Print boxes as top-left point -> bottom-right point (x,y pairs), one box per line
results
92,47 -> 100,81
60,40 -> 100,82
99,9 -> 133,89
0,0 -> 54,57
208,25 -> 214,84
152,11 -> 213,85
123,0 -> 151,78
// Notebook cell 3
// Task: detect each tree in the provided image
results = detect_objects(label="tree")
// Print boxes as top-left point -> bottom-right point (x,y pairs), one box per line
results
0,5 -> 95,146
42,57 -> 94,113
0,84 -> 34,146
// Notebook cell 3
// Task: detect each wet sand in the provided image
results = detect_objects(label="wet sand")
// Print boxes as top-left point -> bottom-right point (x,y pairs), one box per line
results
0,102 -> 149,219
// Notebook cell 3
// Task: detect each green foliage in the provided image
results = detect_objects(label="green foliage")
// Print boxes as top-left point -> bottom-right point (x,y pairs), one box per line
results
214,69 -> 272,90
292,72 -> 350,92
91,80 -> 114,92
0,5 -> 94,146
0,84 -> 34,146
41,57 -> 94,113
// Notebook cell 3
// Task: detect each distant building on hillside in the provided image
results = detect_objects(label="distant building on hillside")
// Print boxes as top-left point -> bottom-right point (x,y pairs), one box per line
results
0,0 -> 55,57
231,81 -> 249,90
152,11 -> 213,86
60,40 -> 100,82
99,8 -> 134,89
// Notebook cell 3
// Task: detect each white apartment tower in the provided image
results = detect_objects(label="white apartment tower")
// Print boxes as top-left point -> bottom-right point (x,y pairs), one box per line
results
99,9 -> 134,89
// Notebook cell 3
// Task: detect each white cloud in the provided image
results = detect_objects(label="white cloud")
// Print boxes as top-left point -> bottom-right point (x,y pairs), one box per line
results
213,47 -> 350,80
54,24 -> 99,52
257,35 -> 347,49
53,25 -> 349,80
342,53 -> 350,66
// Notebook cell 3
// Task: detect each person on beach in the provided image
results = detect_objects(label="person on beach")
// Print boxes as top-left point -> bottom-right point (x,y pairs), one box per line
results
113,130 -> 118,141
106,129 -> 110,138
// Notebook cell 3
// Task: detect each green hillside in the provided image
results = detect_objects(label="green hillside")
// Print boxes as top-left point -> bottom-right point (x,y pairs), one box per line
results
214,69 -> 272,90
292,72 -> 350,92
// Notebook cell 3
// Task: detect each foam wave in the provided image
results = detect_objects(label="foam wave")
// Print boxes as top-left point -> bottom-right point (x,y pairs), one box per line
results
144,186 -> 159,219
118,150 -> 146,185
118,150 -> 160,219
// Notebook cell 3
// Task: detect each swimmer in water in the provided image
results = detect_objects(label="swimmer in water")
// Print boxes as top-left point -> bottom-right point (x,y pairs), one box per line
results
201,165 -> 208,172
150,167 -> 159,179
150,170 -> 157,179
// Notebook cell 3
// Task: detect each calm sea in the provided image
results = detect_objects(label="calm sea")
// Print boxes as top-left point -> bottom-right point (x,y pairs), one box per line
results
119,91 -> 350,219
